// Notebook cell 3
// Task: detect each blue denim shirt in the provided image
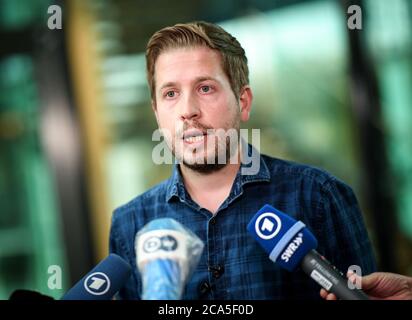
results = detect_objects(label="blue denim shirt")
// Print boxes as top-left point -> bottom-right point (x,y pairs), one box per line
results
109,145 -> 376,300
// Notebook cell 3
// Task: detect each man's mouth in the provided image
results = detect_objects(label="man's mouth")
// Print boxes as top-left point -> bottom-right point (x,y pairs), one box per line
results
182,129 -> 207,144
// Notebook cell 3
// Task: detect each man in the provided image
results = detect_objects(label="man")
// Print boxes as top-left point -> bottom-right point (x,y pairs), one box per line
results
109,21 -> 376,299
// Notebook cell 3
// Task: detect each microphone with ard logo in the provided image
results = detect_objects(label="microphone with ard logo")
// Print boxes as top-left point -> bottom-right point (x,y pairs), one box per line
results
247,204 -> 369,300
61,253 -> 131,300
135,218 -> 204,300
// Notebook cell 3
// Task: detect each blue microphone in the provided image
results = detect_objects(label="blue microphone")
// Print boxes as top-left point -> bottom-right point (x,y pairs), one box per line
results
61,253 -> 131,300
135,218 -> 204,300
247,204 -> 369,300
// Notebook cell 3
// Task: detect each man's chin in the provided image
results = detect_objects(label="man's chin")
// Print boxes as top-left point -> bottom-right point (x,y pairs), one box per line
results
174,145 -> 237,174
182,161 -> 227,174
179,151 -> 229,174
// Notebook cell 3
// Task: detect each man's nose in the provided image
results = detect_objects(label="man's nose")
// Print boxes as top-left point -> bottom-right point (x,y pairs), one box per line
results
179,93 -> 200,121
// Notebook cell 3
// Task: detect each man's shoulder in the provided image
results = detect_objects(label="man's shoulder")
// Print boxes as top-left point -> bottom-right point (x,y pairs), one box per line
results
111,178 -> 170,223
261,153 -> 338,187
259,153 -> 358,212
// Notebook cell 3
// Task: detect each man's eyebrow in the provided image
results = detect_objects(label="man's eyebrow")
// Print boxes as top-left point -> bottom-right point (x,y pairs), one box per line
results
158,76 -> 220,91
159,82 -> 177,91
194,76 -> 219,83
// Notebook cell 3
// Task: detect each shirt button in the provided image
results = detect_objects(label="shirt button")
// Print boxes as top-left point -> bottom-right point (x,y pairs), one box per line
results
209,265 -> 224,279
210,217 -> 216,225
199,281 -> 211,295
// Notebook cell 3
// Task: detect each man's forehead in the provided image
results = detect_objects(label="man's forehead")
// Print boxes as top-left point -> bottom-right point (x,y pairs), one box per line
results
157,46 -> 221,64
154,46 -> 225,85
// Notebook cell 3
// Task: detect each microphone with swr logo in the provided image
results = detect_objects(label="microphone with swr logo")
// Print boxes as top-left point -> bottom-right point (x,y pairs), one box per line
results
61,253 -> 132,300
247,204 -> 369,300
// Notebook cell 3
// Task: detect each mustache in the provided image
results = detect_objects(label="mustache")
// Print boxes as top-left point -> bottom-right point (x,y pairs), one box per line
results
177,121 -> 214,137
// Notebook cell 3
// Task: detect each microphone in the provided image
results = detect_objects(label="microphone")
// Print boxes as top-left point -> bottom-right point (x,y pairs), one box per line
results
61,253 -> 131,300
247,204 -> 369,300
9,290 -> 55,301
135,218 -> 204,300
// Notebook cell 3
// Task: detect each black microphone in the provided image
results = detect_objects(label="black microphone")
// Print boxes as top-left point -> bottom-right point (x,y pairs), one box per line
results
247,204 -> 369,300
9,290 -> 55,301
61,253 -> 131,300
9,254 -> 131,301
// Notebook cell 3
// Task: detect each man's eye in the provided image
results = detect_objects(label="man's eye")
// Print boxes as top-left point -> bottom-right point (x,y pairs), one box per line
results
165,91 -> 175,98
200,85 -> 211,93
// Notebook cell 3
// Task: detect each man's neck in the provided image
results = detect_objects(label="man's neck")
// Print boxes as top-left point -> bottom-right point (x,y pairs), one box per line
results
179,151 -> 241,214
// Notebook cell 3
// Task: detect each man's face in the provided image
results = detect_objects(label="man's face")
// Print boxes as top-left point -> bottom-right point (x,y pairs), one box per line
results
153,46 -> 250,173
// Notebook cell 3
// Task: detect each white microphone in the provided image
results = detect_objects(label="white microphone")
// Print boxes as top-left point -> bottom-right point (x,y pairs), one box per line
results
135,218 -> 204,300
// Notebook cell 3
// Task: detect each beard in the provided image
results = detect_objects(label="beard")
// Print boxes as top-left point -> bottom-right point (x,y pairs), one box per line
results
182,132 -> 239,174
170,117 -> 241,174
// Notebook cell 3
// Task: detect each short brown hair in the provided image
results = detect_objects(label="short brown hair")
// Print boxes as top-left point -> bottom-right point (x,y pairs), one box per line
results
146,21 -> 249,103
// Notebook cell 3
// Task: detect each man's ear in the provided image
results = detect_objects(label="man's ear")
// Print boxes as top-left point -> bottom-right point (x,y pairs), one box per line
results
239,86 -> 253,122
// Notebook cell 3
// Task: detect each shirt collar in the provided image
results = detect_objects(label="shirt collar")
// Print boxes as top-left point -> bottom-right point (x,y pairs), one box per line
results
166,163 -> 185,202
165,143 -> 271,203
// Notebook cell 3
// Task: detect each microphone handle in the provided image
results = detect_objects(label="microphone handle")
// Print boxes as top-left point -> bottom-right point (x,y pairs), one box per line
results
142,259 -> 182,300
301,250 -> 369,300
